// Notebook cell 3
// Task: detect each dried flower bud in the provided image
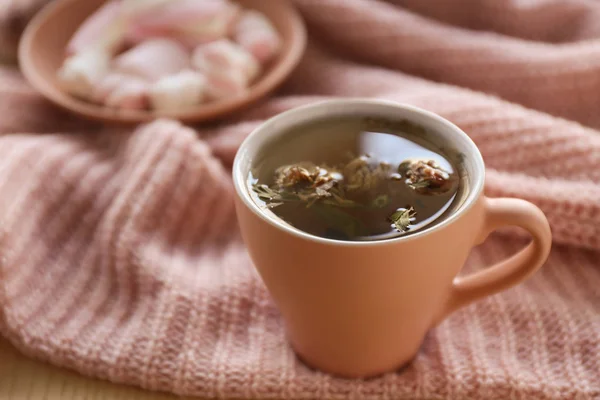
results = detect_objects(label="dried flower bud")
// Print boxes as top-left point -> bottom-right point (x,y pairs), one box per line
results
344,156 -> 390,193
275,162 -> 320,188
399,159 -> 453,194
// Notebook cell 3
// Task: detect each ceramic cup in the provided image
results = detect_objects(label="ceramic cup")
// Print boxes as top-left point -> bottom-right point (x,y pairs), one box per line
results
232,99 -> 552,378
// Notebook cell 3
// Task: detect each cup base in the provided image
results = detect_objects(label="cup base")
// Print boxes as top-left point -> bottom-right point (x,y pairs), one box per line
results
289,338 -> 421,379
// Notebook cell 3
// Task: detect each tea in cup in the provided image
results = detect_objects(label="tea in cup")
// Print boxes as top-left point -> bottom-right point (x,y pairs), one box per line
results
233,99 -> 552,378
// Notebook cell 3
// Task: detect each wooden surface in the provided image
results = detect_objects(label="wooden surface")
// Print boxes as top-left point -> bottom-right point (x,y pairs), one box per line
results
0,337 -> 192,400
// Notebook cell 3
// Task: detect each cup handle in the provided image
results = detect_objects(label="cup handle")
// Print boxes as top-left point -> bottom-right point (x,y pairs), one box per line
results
432,197 -> 552,327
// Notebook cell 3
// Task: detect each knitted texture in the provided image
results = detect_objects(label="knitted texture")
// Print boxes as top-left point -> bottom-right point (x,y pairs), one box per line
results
1,0 -> 600,399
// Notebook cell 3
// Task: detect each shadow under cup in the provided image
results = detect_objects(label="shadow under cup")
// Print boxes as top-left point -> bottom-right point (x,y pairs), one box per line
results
232,99 -> 493,378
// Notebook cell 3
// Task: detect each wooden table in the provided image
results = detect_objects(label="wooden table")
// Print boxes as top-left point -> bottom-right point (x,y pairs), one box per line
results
0,338 -> 189,400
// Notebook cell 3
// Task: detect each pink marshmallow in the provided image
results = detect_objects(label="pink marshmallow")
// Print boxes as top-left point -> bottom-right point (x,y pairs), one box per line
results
58,49 -> 110,100
126,23 -> 224,50
237,31 -> 281,64
149,70 -> 207,110
92,72 -> 146,104
192,39 -> 260,83
234,11 -> 281,64
113,39 -> 190,81
105,79 -> 149,110
176,3 -> 239,41
125,24 -> 169,45
132,0 -> 233,29
126,0 -> 239,47
66,1 -> 125,55
204,69 -> 247,101
121,0 -> 172,16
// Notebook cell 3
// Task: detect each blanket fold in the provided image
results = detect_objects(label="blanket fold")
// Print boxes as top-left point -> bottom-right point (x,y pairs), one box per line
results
1,0 -> 599,399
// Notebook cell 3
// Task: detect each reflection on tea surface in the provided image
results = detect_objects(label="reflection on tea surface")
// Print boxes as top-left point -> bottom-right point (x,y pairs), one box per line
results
248,116 -> 467,241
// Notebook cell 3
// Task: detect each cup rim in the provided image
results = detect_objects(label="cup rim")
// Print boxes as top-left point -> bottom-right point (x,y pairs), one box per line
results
232,99 -> 485,247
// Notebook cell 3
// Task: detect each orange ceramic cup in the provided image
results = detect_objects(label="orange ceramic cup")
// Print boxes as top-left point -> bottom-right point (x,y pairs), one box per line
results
232,99 -> 552,378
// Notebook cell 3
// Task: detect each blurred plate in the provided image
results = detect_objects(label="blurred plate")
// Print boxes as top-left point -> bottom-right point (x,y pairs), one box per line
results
19,0 -> 306,124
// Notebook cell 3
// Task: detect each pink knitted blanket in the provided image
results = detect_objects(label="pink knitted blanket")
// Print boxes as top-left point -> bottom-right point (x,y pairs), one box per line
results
1,0 -> 599,399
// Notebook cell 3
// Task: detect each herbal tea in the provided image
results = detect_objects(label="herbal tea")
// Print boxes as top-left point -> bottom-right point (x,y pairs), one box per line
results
247,116 -> 467,241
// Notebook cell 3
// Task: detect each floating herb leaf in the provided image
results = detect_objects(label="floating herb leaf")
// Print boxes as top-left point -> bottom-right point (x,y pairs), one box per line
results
389,207 -> 416,232
314,180 -> 335,198
252,184 -> 282,202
